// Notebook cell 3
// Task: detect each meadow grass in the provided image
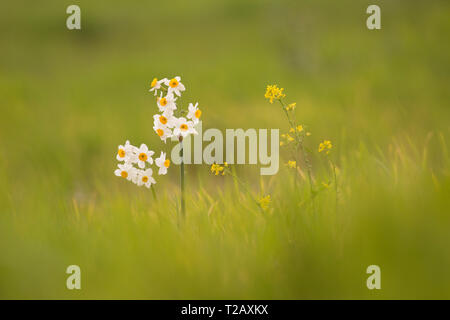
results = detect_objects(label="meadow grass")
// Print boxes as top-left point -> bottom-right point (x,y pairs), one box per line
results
0,0 -> 449,299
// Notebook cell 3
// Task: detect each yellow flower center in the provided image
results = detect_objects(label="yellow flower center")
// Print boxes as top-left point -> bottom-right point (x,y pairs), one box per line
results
159,97 -> 168,106
169,78 -> 179,88
139,153 -> 148,161
156,129 -> 164,137
195,109 -> 202,119
180,124 -> 188,131
121,171 -> 128,178
142,176 -> 148,183
164,159 -> 170,168
118,148 -> 125,158
151,78 -> 158,87
159,115 -> 168,124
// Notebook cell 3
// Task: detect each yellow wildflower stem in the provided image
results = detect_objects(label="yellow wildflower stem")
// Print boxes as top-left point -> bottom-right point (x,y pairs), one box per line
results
277,98 -> 315,196
329,158 -> 338,212
225,168 -> 264,213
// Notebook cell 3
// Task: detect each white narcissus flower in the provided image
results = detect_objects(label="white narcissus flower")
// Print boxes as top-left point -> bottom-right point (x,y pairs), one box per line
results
165,76 -> 185,97
116,140 -> 137,162
187,102 -> 202,124
153,114 -> 175,128
114,163 -> 136,181
155,152 -> 170,175
173,117 -> 197,138
136,168 -> 156,188
157,92 -> 177,113
149,77 -> 168,96
153,123 -> 172,143
136,144 -> 154,168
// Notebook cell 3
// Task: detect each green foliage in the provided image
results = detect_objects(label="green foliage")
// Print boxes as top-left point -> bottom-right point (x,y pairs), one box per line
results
0,0 -> 449,298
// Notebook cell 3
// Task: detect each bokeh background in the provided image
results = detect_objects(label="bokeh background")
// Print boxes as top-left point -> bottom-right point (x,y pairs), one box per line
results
0,0 -> 449,299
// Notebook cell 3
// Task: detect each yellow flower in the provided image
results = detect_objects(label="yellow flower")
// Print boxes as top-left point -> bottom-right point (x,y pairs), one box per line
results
210,163 -> 227,175
264,85 -> 286,104
306,132 -> 311,136
322,182 -> 330,189
286,103 -> 296,111
296,125 -> 304,132
289,127 -> 295,133
258,195 -> 271,210
286,134 -> 294,142
210,164 -> 223,175
318,140 -> 333,154
280,141 -> 284,146
286,160 -> 296,168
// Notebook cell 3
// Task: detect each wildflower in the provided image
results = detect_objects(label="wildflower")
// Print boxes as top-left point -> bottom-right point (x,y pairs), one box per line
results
114,163 -> 136,181
285,103 -> 296,111
153,114 -> 175,128
173,117 -> 197,138
136,144 -> 154,168
296,125 -> 304,132
116,140 -> 137,162
136,168 -> 156,188
210,163 -> 225,176
187,102 -> 202,124
153,124 -> 172,143
280,141 -> 284,146
289,127 -> 295,134
258,195 -> 271,210
318,140 -> 333,154
157,93 -> 177,113
155,152 -> 170,175
149,78 -> 167,96
306,132 -> 311,136
264,85 -> 285,104
286,134 -> 294,142
165,76 -> 185,97
286,160 -> 296,169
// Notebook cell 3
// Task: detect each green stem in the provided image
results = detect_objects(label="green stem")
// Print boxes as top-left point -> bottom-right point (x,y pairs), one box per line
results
277,98 -> 314,196
225,168 -> 262,212
151,184 -> 158,202
330,159 -> 338,211
180,138 -> 186,219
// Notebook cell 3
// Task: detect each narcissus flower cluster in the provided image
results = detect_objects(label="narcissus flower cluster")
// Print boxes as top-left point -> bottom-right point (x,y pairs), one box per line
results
114,141 -> 170,188
150,76 -> 201,142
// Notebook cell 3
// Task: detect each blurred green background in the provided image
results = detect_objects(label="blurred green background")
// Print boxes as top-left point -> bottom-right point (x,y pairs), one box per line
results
0,0 -> 449,299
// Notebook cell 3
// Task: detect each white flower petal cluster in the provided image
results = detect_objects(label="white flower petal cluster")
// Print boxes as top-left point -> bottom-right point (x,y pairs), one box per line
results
114,141 -> 169,188
150,76 -> 201,142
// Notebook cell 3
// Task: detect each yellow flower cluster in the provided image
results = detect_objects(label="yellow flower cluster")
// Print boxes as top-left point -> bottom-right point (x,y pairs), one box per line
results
258,195 -> 271,210
286,160 -> 297,169
210,162 -> 228,176
289,125 -> 304,134
264,85 -> 286,104
285,103 -> 296,111
318,140 -> 333,154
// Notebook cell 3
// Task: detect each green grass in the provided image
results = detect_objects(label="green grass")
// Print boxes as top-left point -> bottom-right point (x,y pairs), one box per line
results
0,0 -> 449,299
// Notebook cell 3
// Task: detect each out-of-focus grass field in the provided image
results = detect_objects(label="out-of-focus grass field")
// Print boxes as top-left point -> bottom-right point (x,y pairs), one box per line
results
1,0 -> 449,299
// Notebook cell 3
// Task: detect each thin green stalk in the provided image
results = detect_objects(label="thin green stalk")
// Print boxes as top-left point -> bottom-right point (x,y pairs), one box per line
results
277,98 -> 314,196
225,168 -> 263,212
330,159 -> 338,212
180,138 -> 186,219
151,185 -> 158,202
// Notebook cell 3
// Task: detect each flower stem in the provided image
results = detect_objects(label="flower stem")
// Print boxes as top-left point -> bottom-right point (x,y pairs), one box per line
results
179,138 -> 186,219
330,159 -> 338,212
151,185 -> 158,202
277,98 -> 315,196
